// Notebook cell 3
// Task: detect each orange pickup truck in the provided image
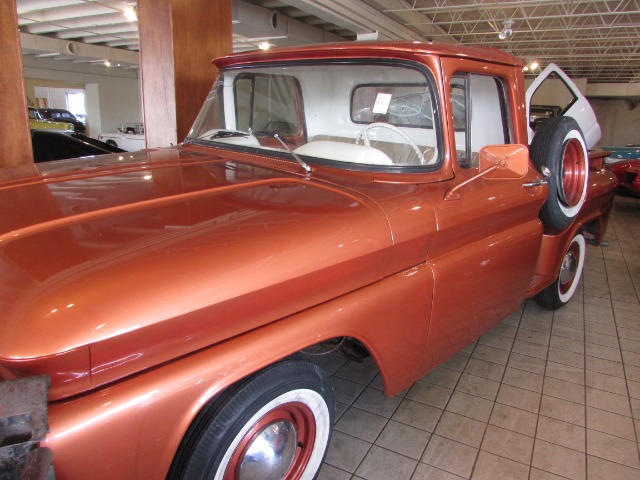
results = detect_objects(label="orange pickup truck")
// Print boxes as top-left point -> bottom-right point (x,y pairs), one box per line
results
1,42 -> 616,480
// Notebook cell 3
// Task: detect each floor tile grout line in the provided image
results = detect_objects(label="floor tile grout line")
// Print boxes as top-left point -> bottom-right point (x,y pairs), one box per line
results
333,353 -> 420,479
498,301 -> 542,480
463,302 -> 538,479
609,197 -> 640,464
525,295 -> 580,479
582,280 -> 589,479
416,347 -> 475,478
321,196 -> 640,479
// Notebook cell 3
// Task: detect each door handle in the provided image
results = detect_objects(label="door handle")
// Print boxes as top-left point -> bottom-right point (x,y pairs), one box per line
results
522,178 -> 547,188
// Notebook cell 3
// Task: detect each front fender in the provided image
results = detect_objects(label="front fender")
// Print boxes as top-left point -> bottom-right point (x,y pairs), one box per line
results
44,264 -> 433,480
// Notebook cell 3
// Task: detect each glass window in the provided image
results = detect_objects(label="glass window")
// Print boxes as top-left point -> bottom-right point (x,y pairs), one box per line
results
188,63 -> 441,170
235,74 -> 301,134
351,84 -> 433,128
451,74 -> 510,168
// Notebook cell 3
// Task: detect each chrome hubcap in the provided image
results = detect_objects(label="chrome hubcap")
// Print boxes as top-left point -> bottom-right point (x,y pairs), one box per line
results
559,249 -> 578,288
238,421 -> 298,480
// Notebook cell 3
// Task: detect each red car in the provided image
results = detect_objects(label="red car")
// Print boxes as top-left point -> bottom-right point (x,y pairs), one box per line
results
602,146 -> 640,196
1,42 -> 616,480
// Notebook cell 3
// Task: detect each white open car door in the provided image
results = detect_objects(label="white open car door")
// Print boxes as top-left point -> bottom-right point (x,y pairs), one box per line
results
526,63 -> 601,149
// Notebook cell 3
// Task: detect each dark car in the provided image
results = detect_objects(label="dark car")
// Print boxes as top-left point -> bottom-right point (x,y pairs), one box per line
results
37,108 -> 86,133
31,129 -> 125,162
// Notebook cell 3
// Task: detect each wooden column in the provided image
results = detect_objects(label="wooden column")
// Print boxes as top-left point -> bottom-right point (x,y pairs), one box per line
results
1,0 -> 33,167
138,0 -> 232,148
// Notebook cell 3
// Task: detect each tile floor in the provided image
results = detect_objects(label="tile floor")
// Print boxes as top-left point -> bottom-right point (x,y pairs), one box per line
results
313,194 -> 640,480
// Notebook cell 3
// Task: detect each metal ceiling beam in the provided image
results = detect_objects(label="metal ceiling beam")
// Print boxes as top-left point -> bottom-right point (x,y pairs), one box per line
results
56,23 -> 138,38
357,0 -> 456,42
384,0 -> 620,13
22,13 -> 132,33
17,0 -> 123,22
20,31 -> 139,65
82,31 -> 138,43
405,10 -> 640,27
14,0 -> 640,84
273,0 -> 427,41
17,0 -> 84,14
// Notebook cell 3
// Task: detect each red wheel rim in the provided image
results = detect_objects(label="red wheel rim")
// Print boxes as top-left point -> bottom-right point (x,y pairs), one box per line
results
224,402 -> 316,480
559,138 -> 587,207
559,241 -> 581,294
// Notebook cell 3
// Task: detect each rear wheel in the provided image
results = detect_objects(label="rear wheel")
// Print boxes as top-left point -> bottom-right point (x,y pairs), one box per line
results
534,233 -> 586,309
169,359 -> 334,480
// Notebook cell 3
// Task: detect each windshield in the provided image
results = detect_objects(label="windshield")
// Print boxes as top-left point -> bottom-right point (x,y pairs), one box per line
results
188,62 -> 441,169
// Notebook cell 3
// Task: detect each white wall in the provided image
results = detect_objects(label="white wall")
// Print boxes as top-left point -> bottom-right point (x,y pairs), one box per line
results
590,98 -> 640,146
23,56 -> 142,138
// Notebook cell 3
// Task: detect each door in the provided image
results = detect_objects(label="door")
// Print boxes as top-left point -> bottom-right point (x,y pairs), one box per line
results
526,63 -> 601,149
425,60 -> 547,367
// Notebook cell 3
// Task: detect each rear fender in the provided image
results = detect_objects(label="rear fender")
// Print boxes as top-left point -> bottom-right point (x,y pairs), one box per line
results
530,205 -> 613,295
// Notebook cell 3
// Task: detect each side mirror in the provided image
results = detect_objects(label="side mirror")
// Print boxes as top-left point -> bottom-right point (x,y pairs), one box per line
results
445,144 -> 530,200
479,144 -> 529,179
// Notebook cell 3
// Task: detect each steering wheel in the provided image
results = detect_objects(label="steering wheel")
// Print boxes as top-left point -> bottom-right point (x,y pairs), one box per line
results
388,99 -> 422,118
356,122 -> 424,163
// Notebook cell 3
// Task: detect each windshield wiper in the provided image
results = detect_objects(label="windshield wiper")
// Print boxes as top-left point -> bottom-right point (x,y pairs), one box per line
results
274,133 -> 312,174
208,130 -> 251,140
206,129 -> 311,174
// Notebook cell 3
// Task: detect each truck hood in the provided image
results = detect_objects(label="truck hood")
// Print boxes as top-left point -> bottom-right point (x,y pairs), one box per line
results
0,146 -> 393,399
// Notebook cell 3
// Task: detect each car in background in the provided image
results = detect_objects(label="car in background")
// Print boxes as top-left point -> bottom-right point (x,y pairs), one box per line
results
37,108 -> 86,133
602,144 -> 640,196
119,122 -> 144,134
31,129 -> 125,163
602,144 -> 640,159
98,131 -> 146,151
28,107 -> 74,131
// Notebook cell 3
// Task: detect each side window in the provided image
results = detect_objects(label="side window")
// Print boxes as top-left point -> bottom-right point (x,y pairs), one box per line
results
234,74 -> 301,135
451,74 -> 511,168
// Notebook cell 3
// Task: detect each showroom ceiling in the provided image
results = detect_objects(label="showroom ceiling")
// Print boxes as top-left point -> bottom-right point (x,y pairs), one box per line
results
15,0 -> 640,83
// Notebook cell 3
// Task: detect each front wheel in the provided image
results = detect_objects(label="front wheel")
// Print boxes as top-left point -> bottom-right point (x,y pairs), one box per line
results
169,359 -> 335,480
534,233 -> 586,309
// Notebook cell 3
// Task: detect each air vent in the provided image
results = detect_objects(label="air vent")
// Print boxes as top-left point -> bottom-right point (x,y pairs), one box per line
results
64,42 -> 78,55
232,2 -> 288,40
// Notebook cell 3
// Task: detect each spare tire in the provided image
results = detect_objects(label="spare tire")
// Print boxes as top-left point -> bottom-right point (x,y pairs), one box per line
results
529,116 -> 589,230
